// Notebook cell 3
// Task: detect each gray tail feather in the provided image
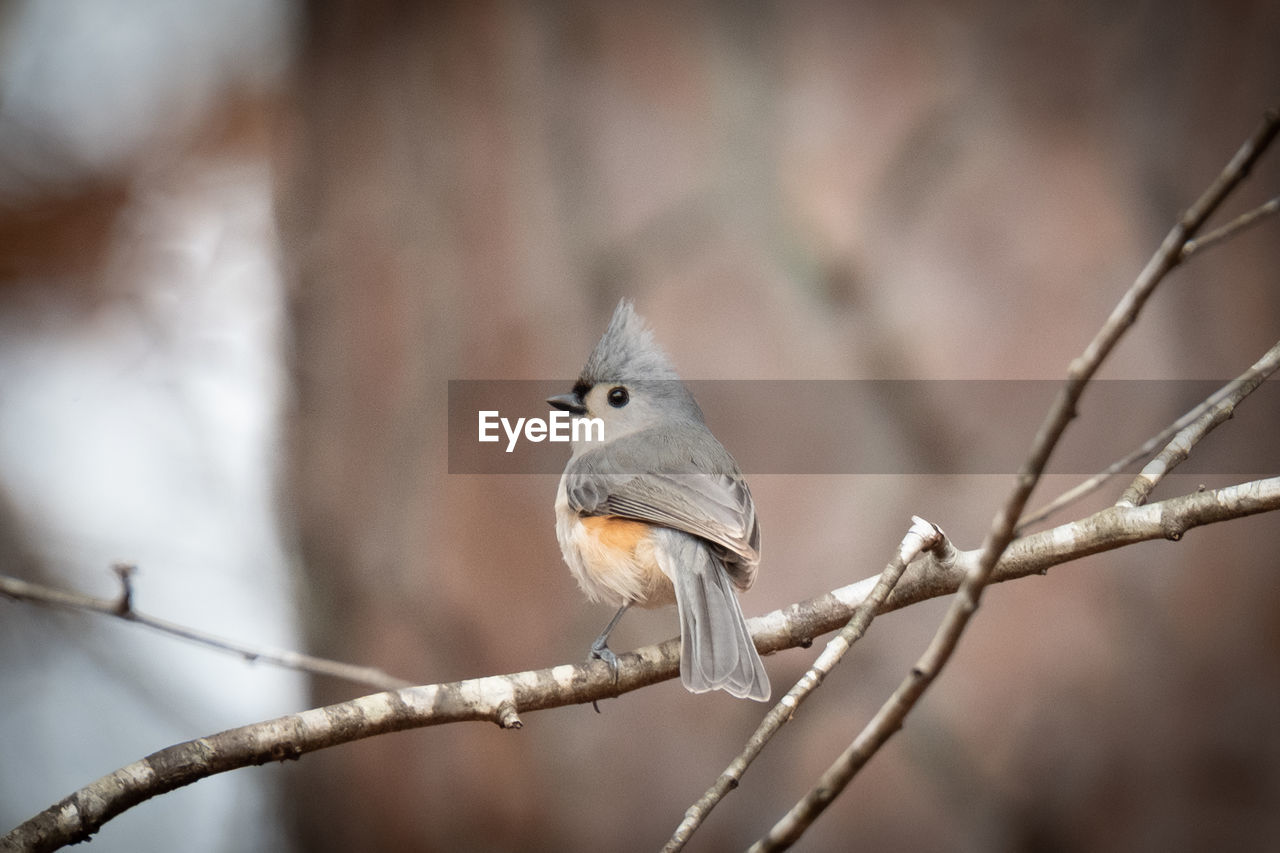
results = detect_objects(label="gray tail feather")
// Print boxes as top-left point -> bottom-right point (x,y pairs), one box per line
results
655,528 -> 770,701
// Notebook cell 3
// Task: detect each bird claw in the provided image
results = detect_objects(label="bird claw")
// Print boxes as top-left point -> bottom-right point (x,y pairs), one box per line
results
588,639 -> 620,713
589,638 -> 620,682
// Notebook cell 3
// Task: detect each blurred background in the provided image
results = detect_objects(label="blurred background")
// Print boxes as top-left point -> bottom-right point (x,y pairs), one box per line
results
2,1 -> 1279,851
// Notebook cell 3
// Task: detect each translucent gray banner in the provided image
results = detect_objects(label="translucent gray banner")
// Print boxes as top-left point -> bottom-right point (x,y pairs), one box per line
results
447,380 -> 1278,475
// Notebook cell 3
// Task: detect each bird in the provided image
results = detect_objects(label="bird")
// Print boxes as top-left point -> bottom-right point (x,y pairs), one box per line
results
548,299 -> 770,701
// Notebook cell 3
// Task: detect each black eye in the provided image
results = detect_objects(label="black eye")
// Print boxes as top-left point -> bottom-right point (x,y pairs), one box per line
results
607,386 -> 629,408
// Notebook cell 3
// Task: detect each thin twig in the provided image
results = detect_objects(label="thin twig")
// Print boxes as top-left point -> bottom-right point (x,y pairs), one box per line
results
1180,195 -> 1280,258
0,571 -> 414,691
1019,339 -> 1280,530
661,517 -> 949,853
1117,339 -> 1280,506
750,107 -> 1280,852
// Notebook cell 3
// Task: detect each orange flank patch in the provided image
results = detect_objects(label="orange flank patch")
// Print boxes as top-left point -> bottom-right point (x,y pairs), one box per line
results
570,515 -> 673,607
578,516 -> 651,553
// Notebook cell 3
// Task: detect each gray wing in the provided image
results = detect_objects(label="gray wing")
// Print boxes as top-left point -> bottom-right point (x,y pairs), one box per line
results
563,425 -> 760,589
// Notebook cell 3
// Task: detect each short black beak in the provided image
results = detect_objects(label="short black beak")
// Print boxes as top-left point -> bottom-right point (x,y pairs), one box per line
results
547,392 -> 587,416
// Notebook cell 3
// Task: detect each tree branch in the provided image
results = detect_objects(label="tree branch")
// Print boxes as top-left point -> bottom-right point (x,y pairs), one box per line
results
1117,339 -> 1280,506
749,106 -> 1280,851
0,570 -> 413,691
1019,337 -> 1280,529
1179,195 -> 1280,258
4,477 -> 1277,853
662,516 -> 949,853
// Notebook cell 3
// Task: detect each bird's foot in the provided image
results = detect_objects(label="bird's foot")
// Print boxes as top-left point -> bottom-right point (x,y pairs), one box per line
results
588,638 -> 620,713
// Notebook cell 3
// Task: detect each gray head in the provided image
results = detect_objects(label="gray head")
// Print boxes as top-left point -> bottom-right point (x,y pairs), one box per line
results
548,300 -> 705,446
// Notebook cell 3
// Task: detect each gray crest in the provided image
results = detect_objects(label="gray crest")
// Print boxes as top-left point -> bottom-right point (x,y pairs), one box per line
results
580,300 -> 680,384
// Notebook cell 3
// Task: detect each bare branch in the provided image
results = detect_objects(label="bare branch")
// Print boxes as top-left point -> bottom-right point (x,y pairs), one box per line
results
4,477 -> 1277,853
1117,340 -> 1280,506
1020,338 -> 1280,529
750,107 -> 1280,851
662,516 -> 949,853
0,571 -> 413,691
1180,195 -> 1280,258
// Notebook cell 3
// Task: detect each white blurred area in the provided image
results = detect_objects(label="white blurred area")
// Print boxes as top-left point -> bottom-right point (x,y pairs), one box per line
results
0,0 -> 291,199
0,2 -> 301,850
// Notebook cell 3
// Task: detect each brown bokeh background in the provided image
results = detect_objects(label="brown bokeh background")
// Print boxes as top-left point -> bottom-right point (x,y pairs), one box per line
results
3,2 -> 1279,851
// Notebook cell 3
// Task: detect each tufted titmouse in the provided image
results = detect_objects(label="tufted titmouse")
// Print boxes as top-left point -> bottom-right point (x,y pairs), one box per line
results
548,300 -> 770,701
